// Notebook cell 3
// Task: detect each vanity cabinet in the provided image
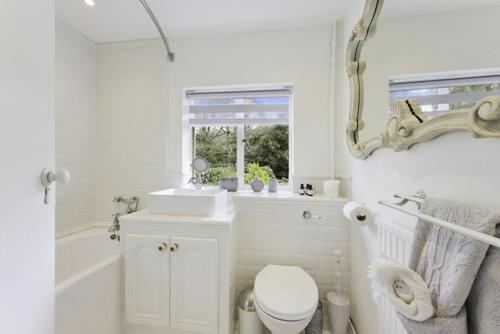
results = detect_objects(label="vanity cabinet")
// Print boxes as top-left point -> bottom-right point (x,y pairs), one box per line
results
121,211 -> 235,334
125,234 -> 171,327
170,237 -> 218,333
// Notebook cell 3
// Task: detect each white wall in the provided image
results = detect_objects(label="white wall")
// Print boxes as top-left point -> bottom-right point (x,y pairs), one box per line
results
167,27 -> 334,183
235,198 -> 350,294
95,40 -> 169,222
95,27 -> 335,220
55,20 -> 97,234
341,3 -> 500,333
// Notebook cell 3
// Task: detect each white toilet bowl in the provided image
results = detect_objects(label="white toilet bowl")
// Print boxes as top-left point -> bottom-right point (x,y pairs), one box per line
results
254,265 -> 319,334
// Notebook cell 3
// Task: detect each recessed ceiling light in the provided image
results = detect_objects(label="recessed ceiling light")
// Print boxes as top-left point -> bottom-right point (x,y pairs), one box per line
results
84,0 -> 95,6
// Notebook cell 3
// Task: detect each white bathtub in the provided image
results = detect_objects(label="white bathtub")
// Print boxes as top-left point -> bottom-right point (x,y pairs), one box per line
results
56,228 -> 122,334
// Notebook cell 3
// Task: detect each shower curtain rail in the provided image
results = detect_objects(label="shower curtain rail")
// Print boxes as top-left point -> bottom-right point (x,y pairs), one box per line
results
139,0 -> 175,62
378,192 -> 500,248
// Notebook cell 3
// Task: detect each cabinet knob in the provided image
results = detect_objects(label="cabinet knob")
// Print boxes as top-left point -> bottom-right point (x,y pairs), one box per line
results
158,242 -> 168,251
170,243 -> 179,252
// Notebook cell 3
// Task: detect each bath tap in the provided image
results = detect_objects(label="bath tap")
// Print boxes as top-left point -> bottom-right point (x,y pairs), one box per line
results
108,213 -> 121,232
188,176 -> 204,190
113,195 -> 139,213
108,213 -> 121,241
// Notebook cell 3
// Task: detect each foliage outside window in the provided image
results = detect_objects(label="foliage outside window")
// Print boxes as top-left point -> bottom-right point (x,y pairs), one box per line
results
187,86 -> 292,187
192,125 -> 289,186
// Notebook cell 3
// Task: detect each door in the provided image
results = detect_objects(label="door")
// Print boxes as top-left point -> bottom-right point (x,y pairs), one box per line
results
0,1 -> 55,334
125,234 -> 171,327
170,237 -> 218,334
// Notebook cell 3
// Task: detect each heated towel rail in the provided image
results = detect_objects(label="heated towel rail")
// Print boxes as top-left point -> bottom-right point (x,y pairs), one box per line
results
378,191 -> 500,248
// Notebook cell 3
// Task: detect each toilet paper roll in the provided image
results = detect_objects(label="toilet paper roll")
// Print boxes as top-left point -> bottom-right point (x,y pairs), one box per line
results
343,201 -> 373,226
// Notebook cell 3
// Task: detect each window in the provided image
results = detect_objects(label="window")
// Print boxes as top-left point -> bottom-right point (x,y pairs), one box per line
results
186,85 -> 292,187
389,69 -> 500,117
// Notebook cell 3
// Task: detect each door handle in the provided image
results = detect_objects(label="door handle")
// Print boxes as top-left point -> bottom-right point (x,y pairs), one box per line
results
158,242 -> 168,251
170,243 -> 179,252
41,168 -> 71,204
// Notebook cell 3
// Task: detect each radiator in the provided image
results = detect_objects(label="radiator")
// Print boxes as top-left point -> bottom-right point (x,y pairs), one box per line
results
377,219 -> 414,334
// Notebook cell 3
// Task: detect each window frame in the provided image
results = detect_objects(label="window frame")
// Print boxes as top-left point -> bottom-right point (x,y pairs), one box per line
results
182,83 -> 294,190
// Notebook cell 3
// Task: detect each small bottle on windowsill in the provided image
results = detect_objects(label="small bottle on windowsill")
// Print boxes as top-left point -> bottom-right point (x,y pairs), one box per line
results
306,184 -> 314,197
299,184 -> 305,196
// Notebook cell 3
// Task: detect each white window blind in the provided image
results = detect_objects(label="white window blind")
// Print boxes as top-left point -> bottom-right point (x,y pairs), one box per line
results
389,69 -> 500,116
186,87 -> 292,126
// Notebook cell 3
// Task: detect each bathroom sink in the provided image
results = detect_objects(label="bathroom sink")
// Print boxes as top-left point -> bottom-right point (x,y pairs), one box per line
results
148,188 -> 228,216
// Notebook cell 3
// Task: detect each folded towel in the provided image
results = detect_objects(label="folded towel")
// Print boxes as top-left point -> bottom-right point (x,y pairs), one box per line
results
400,198 -> 500,334
367,258 -> 434,321
400,307 -> 468,334
466,226 -> 500,334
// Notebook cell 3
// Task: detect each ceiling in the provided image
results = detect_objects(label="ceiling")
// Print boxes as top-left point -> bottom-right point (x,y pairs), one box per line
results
382,0 -> 500,18
55,0 -> 348,43
56,0 -> 500,44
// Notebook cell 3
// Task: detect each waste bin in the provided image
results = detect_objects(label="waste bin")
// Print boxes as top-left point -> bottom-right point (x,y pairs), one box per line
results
305,300 -> 323,334
238,288 -> 265,334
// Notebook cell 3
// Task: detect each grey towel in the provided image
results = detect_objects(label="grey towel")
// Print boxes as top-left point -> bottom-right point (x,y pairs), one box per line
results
466,226 -> 500,334
399,199 -> 500,334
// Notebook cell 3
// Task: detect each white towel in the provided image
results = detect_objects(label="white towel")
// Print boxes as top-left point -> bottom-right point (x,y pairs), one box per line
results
367,258 -> 434,321
400,198 -> 500,334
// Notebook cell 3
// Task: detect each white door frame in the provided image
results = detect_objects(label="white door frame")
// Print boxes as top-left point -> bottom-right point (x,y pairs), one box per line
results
0,1 -> 55,333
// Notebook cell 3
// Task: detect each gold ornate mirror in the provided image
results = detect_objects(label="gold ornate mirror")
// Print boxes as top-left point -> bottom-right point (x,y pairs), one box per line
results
346,0 -> 500,159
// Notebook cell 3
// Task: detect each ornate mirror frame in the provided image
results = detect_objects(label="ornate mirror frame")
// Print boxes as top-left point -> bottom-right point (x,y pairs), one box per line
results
346,0 -> 500,159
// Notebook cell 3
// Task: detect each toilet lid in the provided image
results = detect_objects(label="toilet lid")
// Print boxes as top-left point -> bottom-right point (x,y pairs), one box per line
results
254,265 -> 318,321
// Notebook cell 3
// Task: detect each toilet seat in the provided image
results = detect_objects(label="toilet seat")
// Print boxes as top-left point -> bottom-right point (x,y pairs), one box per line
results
254,265 -> 318,321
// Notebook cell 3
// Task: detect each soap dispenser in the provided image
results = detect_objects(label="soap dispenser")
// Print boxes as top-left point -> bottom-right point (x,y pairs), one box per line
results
268,174 -> 278,193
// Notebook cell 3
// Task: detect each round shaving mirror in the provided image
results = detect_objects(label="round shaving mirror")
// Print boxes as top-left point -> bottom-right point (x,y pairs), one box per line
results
192,156 -> 209,173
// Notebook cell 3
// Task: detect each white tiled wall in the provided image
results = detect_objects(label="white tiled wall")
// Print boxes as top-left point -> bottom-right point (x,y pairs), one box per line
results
95,40 -> 168,222
55,20 -> 97,234
234,198 -> 351,301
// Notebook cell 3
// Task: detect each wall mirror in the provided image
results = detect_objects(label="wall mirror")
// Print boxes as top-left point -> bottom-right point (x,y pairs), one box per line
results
346,0 -> 500,159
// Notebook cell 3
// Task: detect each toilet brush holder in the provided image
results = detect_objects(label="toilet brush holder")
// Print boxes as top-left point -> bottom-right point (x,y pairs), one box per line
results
327,291 -> 350,334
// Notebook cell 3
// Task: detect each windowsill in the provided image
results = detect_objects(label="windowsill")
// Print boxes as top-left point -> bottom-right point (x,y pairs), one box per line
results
230,190 -> 348,204
178,185 -> 348,205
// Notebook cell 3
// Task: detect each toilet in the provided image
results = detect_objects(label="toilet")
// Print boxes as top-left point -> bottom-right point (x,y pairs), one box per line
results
253,265 -> 319,334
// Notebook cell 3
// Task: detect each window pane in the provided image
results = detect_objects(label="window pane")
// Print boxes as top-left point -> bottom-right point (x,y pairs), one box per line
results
243,125 -> 289,185
192,126 -> 237,186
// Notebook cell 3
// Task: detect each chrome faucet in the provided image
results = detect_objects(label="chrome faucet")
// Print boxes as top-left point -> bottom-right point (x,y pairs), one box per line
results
188,175 -> 204,190
108,196 -> 139,242
113,196 -> 139,213
108,213 -> 121,241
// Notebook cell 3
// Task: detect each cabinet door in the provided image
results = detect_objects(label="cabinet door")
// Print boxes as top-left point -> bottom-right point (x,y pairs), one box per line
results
125,234 -> 170,327
170,237 -> 218,334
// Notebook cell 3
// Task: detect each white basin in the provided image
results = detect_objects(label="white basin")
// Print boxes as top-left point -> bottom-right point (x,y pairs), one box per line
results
148,188 -> 228,216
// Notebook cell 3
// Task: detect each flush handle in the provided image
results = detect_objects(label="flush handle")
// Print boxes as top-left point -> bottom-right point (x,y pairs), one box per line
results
303,210 -> 322,221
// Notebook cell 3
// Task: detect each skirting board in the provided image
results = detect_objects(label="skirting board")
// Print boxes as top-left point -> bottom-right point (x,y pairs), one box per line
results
235,318 -> 356,334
